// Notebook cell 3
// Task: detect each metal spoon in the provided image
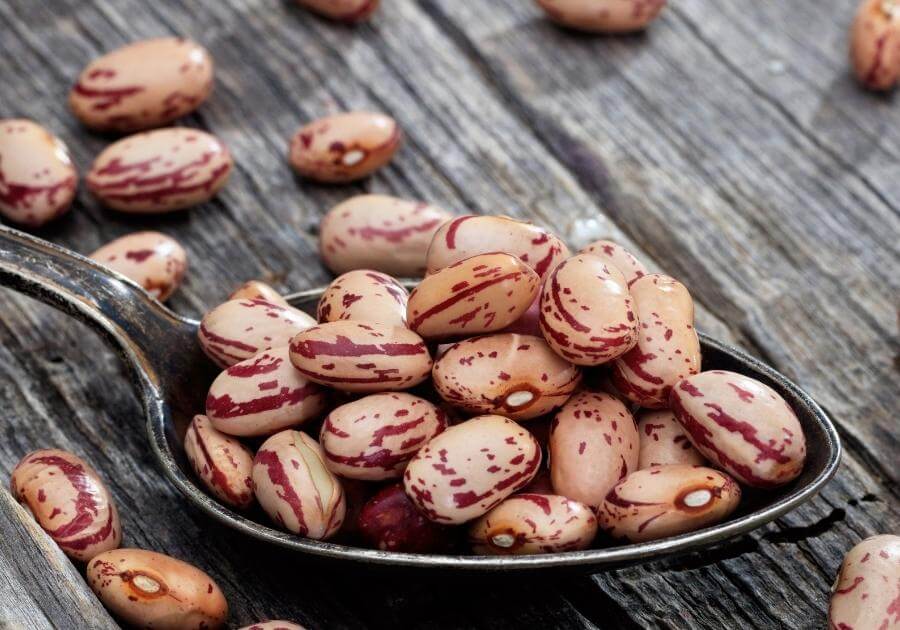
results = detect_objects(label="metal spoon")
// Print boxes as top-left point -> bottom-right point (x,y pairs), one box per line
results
0,224 -> 841,572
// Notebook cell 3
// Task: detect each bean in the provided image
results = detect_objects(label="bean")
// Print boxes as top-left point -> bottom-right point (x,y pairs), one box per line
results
320,393 -> 447,480
252,430 -> 346,539
289,112 -> 401,183
426,215 -> 569,278
610,273 -> 701,407
89,231 -> 187,301
317,269 -> 409,327
11,449 -> 121,562
86,549 -> 228,629
669,370 -> 807,488
238,623 -> 306,630
637,409 -> 706,469
850,0 -> 900,90
598,465 -> 741,542
357,483 -> 458,553
403,415 -> 541,525
539,254 -> 637,366
549,391 -> 639,507
199,298 -> 316,368
828,535 -> 900,629
228,280 -> 288,307
578,239 -> 647,286
469,494 -> 597,555
432,333 -> 581,421
206,345 -> 327,437
69,37 -> 213,133
87,127 -> 232,213
407,253 -> 540,340
535,0 -> 667,33
184,415 -> 255,509
294,0 -> 379,22
319,194 -> 453,276
0,119 -> 77,227
289,321 -> 432,392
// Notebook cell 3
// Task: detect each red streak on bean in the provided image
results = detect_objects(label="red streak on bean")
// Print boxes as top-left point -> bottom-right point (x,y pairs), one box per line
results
192,423 -> 249,505
207,382 -> 320,419
71,82 -> 144,111
444,215 -> 475,249
292,334 -> 426,358
517,493 -> 552,515
409,271 -> 528,330
254,449 -> 308,535
356,218 -> 443,244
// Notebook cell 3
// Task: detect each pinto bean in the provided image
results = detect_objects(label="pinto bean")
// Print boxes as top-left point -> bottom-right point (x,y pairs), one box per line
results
228,280 -> 288,307
637,409 -> 706,469
578,239 -> 648,286
535,0 -> 667,33
89,231 -> 187,301
850,0 -> 900,90
317,270 -> 409,327
184,415 -> 254,509
828,535 -> 900,630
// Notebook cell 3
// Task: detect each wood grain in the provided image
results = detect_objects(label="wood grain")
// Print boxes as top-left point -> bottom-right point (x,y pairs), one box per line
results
0,0 -> 896,628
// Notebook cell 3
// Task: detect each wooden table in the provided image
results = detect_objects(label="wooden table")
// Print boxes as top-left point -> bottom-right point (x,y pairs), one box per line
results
1,1 -> 897,628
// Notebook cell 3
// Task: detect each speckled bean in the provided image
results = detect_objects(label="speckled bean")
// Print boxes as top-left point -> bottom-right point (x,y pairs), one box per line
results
317,269 -> 409,327
850,0 -> 900,90
319,195 -> 453,276
407,253 -> 540,340
669,370 -> 807,488
206,345 -> 327,437
828,534 -> 900,630
184,415 -> 254,509
535,0 -> 667,33
403,415 -> 542,524
357,483 -> 457,553
578,239 -> 647,286
426,215 -> 569,278
598,465 -> 741,542
289,321 -> 432,392
199,298 -> 316,368
252,430 -> 346,539
89,231 -> 187,301
610,273 -> 701,407
548,391 -> 639,507
432,333 -> 581,421
11,449 -> 121,562
228,280 -> 288,307
295,0 -> 379,22
468,494 -> 597,555
637,409 -> 706,469
69,37 -> 213,132
539,254 -> 637,366
239,622 -> 306,630
87,127 -> 232,213
320,393 -> 447,480
87,549 -> 228,629
289,112 -> 401,183
0,119 -> 77,227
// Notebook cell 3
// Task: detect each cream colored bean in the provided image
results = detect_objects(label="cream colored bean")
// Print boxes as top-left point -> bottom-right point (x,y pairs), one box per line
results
549,391 -> 639,507
426,215 -> 569,278
637,409 -> 706,469
469,494 -> 597,555
598,465 -> 741,542
319,195 -> 453,276
317,270 -> 409,327
404,415 -> 541,524
535,0 -> 667,33
11,449 -> 121,562
0,119 -> 77,227
539,254 -> 637,366
289,112 -> 401,183
432,333 -> 581,421
184,415 -> 254,509
228,280 -> 288,307
86,549 -> 227,629
320,393 -> 447,480
90,231 -> 187,301
206,345 -> 327,437
850,0 -> 900,90
87,127 -> 232,213
578,239 -> 648,286
610,273 -> 700,407
252,430 -> 346,539
239,623 -> 307,630
828,535 -> 900,630
407,253 -> 540,340
295,0 -> 379,22
289,320 -> 432,392
669,370 -> 807,488
199,298 -> 316,368
69,37 -> 213,132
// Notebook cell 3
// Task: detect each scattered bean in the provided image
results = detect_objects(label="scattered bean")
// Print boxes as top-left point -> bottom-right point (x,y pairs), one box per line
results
357,483 -> 458,553
669,370 -> 807,488
828,534 -> 900,629
294,0 -> 379,22
229,280 -> 289,307
11,449 -> 121,562
184,415 -> 255,509
89,231 -> 187,301
535,0 -> 667,33
637,409 -> 706,469
0,119 -> 77,227
598,465 -> 741,542
578,239 -> 647,286
69,37 -> 213,132
850,0 -> 900,90
317,269 -> 409,327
